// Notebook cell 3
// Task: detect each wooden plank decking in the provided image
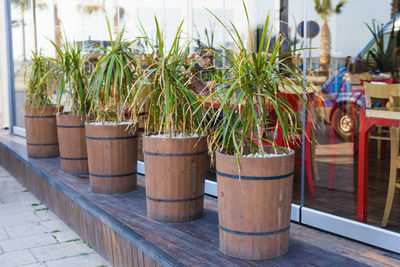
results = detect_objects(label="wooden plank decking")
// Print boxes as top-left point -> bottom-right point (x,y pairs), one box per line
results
0,130 -> 399,266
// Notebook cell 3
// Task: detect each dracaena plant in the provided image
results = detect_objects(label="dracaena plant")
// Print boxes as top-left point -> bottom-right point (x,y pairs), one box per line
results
49,37 -> 91,116
129,17 -> 206,137
366,20 -> 400,74
87,18 -> 138,122
204,4 -> 314,156
24,51 -> 53,107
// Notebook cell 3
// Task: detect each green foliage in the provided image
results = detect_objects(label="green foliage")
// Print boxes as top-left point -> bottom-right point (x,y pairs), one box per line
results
204,3 -> 314,156
129,17 -> 206,137
11,0 -> 47,13
24,51 -> 53,107
49,36 -> 91,116
87,17 -> 138,122
255,24 -> 278,53
66,238 -> 81,242
366,21 -> 400,73
10,0 -> 28,11
33,208 -> 48,212
195,23 -> 215,51
314,0 -> 347,21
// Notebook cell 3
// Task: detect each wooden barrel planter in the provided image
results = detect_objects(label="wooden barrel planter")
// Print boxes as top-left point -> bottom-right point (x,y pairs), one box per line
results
85,123 -> 138,194
24,106 -> 60,158
216,147 -> 295,260
56,113 -> 88,175
143,135 -> 208,222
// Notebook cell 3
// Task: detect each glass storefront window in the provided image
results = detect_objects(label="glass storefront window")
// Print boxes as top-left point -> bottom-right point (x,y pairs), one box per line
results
6,0 -> 400,253
303,0 -> 400,233
10,0 -> 34,128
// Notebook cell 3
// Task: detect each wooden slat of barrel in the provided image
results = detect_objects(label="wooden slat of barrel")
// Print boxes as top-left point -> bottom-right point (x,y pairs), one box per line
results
57,113 -> 88,175
85,123 -> 137,194
216,147 -> 294,260
137,132 -> 144,161
24,106 -> 60,158
143,135 -> 207,222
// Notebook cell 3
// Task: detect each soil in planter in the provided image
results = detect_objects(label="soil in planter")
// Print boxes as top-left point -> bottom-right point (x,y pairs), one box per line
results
85,123 -> 138,194
143,135 -> 208,222
56,113 -> 88,175
216,147 -> 294,260
24,106 -> 60,158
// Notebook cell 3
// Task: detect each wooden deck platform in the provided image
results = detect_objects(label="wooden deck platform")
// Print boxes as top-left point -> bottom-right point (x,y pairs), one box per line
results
0,130 -> 399,266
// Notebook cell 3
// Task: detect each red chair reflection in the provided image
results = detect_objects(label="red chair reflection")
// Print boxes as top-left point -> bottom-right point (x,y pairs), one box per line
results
273,92 -> 316,198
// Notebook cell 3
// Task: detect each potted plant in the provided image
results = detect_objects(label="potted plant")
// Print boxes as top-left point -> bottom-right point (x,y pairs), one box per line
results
129,18 -> 208,222
205,6 -> 313,260
24,51 -> 60,158
85,19 -> 138,194
366,20 -> 400,76
49,38 -> 91,175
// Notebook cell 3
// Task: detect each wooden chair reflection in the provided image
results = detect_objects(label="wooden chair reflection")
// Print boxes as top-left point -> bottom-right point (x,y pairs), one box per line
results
350,74 -> 393,159
346,72 -> 372,90
382,96 -> 400,227
349,73 -> 389,159
362,82 -> 400,226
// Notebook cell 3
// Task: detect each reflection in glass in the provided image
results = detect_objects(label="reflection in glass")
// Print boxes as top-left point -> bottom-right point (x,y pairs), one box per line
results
302,0 -> 400,234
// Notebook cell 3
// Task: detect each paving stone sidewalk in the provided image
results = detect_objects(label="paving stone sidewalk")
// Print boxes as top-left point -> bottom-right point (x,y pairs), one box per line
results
0,166 -> 111,267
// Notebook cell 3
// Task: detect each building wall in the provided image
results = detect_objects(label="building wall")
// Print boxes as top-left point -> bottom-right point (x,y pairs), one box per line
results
0,1 -> 10,129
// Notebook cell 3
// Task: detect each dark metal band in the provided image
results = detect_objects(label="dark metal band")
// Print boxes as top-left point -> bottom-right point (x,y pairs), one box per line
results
143,151 -> 207,157
25,115 -> 55,118
86,135 -> 138,140
216,170 -> 293,181
57,125 -> 85,128
89,171 -> 137,178
27,143 -> 58,146
60,157 -> 88,161
218,225 -> 290,236
147,194 -> 204,203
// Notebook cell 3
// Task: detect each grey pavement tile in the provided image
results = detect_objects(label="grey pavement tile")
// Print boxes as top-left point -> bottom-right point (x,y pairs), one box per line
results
45,252 -> 109,267
0,233 -> 57,252
18,263 -> 47,267
41,220 -> 70,232
0,201 -> 47,217
0,176 -> 16,182
0,168 -> 11,177
0,201 -> 43,211
0,228 -> 9,241
5,223 -> 49,239
0,192 -> 39,204
34,210 -> 59,222
0,204 -> 35,217
0,169 -> 109,267
52,230 -> 81,243
0,212 -> 41,228
0,179 -> 26,193
0,249 -> 37,267
30,241 -> 93,262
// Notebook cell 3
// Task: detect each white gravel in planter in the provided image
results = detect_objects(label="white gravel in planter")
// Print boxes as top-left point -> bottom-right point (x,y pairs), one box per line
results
148,133 -> 206,139
242,150 -> 294,158
87,121 -> 132,126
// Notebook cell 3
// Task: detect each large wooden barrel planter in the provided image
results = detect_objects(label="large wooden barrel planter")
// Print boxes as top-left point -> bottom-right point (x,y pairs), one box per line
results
24,106 -> 60,158
85,123 -> 138,194
56,113 -> 88,175
216,147 -> 295,260
143,135 -> 208,222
